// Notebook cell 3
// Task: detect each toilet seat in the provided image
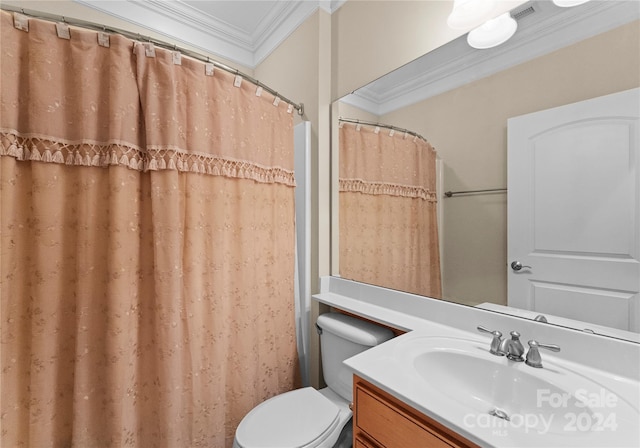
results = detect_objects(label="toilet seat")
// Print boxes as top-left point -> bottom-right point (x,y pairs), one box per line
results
234,387 -> 342,448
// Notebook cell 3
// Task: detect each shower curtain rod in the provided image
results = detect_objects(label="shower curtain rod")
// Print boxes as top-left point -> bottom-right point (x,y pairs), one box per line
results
339,117 -> 428,142
444,188 -> 507,197
1,5 -> 304,117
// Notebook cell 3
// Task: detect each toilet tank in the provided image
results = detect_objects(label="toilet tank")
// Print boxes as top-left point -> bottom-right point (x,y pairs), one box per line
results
316,313 -> 394,402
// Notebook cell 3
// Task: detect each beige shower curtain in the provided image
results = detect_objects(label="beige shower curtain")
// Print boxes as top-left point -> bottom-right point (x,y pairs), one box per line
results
0,11 -> 297,447
339,123 -> 441,297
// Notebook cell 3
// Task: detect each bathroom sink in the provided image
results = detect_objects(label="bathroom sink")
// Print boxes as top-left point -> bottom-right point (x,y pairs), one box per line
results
392,336 -> 640,445
412,341 -> 587,434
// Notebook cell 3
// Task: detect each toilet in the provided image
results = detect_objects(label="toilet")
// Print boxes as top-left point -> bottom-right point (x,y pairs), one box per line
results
233,313 -> 394,448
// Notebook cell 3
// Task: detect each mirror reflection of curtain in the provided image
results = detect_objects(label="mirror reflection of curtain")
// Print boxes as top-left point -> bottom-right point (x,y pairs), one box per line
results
0,11 -> 298,447
339,123 -> 441,297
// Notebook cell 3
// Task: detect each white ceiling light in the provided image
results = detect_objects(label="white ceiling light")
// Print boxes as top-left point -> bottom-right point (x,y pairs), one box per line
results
552,0 -> 590,7
447,0 -> 497,30
467,12 -> 518,49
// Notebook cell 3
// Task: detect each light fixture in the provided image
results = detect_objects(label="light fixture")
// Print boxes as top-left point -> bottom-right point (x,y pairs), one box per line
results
447,0 -> 497,30
467,12 -> 518,49
552,0 -> 590,7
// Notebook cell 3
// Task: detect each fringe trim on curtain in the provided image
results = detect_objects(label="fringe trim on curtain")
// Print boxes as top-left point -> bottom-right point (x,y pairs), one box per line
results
144,147 -> 295,186
0,130 -> 296,187
340,178 -> 437,201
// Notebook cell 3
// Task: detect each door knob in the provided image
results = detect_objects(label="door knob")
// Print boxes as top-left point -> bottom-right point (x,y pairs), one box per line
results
511,261 -> 531,271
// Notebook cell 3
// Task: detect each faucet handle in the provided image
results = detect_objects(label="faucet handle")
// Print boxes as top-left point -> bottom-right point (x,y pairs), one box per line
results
477,326 -> 504,356
525,340 -> 561,368
532,340 -> 560,352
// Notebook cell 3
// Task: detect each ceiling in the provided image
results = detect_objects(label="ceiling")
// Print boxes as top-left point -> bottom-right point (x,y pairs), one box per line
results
75,0 -> 345,68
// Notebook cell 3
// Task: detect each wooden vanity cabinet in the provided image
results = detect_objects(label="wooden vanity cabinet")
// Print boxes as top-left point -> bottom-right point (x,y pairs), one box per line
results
352,375 -> 480,448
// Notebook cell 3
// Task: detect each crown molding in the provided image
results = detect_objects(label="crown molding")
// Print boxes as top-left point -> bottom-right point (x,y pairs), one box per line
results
253,1 -> 321,66
74,0 -> 337,69
73,0 -> 253,66
343,0 -> 640,116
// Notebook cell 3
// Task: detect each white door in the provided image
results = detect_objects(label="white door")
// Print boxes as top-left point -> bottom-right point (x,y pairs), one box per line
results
507,88 -> 640,333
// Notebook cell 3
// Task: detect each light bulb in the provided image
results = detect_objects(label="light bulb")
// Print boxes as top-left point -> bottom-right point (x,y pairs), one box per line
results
447,0 -> 497,30
552,0 -> 590,7
467,12 -> 518,49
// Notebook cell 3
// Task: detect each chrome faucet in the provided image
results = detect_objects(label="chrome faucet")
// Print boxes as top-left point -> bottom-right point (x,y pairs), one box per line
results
499,331 -> 525,362
478,325 -> 560,368
525,340 -> 561,368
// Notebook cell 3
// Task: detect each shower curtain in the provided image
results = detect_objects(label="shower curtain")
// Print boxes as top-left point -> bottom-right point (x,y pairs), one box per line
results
0,11 -> 298,447
339,122 -> 442,298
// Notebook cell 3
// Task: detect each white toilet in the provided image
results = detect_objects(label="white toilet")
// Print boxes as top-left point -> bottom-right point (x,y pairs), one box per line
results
233,312 -> 394,448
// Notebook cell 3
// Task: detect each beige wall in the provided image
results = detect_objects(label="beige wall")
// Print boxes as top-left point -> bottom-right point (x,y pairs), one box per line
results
381,20 -> 640,306
337,102 -> 380,122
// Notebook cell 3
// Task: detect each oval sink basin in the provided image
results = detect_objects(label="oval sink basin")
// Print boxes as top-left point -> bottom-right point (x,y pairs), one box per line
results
393,336 -> 640,442
414,348 -> 589,434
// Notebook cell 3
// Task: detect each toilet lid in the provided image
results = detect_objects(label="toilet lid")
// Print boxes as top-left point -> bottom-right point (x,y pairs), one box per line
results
235,387 -> 341,448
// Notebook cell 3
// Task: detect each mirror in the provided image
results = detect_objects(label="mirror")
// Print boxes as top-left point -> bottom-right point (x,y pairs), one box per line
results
332,0 -> 640,341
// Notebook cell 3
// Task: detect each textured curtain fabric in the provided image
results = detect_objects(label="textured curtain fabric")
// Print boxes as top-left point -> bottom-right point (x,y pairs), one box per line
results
339,123 -> 442,297
1,11 -> 297,448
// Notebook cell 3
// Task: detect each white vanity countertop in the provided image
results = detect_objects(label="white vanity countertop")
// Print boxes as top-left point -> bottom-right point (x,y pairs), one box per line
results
315,277 -> 640,448
345,327 -> 640,448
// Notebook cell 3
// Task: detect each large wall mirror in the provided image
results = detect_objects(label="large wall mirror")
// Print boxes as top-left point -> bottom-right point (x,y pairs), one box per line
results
332,0 -> 640,341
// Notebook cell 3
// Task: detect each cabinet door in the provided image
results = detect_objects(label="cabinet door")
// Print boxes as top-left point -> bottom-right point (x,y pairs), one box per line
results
353,376 -> 479,448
